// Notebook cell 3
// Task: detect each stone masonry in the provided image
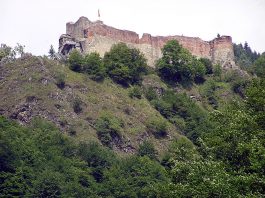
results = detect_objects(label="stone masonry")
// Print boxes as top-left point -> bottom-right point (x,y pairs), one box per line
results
59,16 -> 237,69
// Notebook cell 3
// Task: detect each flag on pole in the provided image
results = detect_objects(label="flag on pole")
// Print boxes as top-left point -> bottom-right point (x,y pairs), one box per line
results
98,9 -> 100,18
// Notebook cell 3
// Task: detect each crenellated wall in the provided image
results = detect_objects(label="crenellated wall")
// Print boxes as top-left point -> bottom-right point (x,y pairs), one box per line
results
62,17 -> 237,69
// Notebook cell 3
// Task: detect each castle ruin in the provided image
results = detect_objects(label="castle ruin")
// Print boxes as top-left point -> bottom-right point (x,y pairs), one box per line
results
59,16 -> 237,69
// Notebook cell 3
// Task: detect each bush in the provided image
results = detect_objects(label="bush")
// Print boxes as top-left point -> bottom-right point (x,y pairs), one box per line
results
199,57 -> 213,74
253,54 -> 265,78
78,141 -> 116,182
128,85 -> 142,99
213,64 -> 222,80
146,117 -> 168,138
68,49 -> 83,72
138,140 -> 157,160
72,97 -> 82,113
193,59 -> 206,84
156,40 -> 206,84
144,87 -> 158,101
83,52 -> 105,81
95,112 -> 122,147
104,43 -> 147,86
232,78 -> 250,97
55,72 -> 65,89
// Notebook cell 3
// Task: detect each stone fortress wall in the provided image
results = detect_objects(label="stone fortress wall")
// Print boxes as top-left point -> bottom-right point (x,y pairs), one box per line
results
60,16 -> 237,69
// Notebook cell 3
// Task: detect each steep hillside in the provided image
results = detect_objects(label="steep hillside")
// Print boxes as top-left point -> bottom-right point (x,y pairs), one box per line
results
0,55 -> 180,155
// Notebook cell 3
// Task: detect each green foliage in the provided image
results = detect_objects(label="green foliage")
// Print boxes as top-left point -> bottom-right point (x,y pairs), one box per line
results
54,72 -> 65,89
48,45 -> 56,59
168,137 -> 200,162
95,112 -> 122,147
0,43 -> 16,61
200,79 -> 219,108
104,43 -> 147,85
68,49 -> 83,72
144,87 -> 158,101
253,54 -> 265,78
199,57 -> 213,74
156,40 -> 206,84
245,78 -> 265,129
231,77 -> 250,97
169,160 -> 238,197
128,85 -> 142,99
153,90 -> 208,141
199,80 -> 265,195
233,42 -> 260,70
137,140 -> 157,160
0,116 -> 97,197
72,97 -> 82,114
101,156 -> 169,197
14,43 -> 25,57
83,52 -> 105,81
193,58 -> 207,83
213,63 -> 222,80
78,142 -> 116,182
146,116 -> 168,138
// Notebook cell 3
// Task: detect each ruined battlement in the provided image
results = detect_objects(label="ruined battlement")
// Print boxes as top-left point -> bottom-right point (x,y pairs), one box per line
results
60,17 -> 237,69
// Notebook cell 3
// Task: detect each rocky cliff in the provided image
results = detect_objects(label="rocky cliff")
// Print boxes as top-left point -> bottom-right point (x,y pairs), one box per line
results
59,16 -> 237,69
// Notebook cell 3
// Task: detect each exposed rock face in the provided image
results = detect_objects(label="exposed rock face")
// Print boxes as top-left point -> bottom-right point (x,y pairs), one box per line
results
59,16 -> 237,69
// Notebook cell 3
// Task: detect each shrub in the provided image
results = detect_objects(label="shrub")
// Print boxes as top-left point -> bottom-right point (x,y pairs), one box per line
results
193,58 -> 206,84
95,112 -> 122,147
55,72 -> 65,89
83,52 -> 105,81
200,79 -> 219,108
72,97 -> 82,114
68,49 -> 83,72
232,78 -> 250,97
144,87 -> 158,101
104,43 -> 147,86
199,57 -> 213,74
138,140 -> 157,160
213,64 -> 222,80
146,117 -> 168,138
156,40 -> 206,84
128,85 -> 142,99
78,141 -> 116,182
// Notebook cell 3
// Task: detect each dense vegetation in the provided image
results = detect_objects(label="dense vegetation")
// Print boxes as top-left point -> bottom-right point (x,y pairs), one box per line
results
233,42 -> 264,75
1,40 -> 265,197
68,43 -> 147,86
156,40 -> 208,85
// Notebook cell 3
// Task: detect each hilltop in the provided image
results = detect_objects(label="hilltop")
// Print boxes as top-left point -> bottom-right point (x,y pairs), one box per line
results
59,16 -> 237,69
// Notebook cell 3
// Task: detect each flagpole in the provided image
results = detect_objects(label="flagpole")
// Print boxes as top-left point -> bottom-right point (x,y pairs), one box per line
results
98,9 -> 100,21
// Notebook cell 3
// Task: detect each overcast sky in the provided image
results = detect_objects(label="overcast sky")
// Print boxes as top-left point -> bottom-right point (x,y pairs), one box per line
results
1,0 -> 265,55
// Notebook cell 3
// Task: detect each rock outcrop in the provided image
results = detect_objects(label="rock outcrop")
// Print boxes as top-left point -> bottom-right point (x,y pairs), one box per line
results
59,16 -> 237,69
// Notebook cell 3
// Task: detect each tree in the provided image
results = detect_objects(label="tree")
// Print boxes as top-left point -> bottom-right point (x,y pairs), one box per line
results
0,44 -> 16,61
156,40 -> 206,84
14,43 -> 25,57
95,112 -> 122,147
48,45 -> 56,59
193,58 -> 206,83
137,140 -> 157,160
101,156 -> 169,197
199,57 -> 213,74
68,49 -> 83,72
253,54 -> 265,78
83,52 -> 105,81
104,43 -> 147,86
213,63 -> 222,80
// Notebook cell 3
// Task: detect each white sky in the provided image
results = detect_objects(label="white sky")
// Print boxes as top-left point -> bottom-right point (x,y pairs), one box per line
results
1,0 -> 265,55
